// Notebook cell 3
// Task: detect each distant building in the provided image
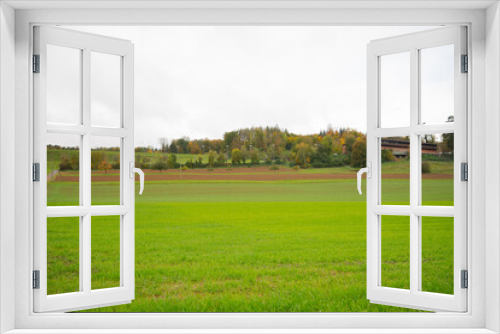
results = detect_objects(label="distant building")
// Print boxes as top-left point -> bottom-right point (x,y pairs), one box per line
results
381,138 -> 438,158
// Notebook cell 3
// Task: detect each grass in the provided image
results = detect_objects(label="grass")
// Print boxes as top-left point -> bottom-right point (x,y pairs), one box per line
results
46,173 -> 455,312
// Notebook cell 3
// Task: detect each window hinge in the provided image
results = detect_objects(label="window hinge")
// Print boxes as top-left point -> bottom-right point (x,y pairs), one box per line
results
461,162 -> 468,181
33,54 -> 40,73
33,270 -> 40,289
33,163 -> 40,182
461,270 -> 468,289
461,54 -> 468,73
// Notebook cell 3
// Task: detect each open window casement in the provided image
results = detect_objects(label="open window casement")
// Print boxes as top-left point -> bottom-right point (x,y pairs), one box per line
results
33,26 -> 137,312
362,26 -> 467,312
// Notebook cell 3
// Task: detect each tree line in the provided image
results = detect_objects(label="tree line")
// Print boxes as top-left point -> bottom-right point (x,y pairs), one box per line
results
49,125 -> 454,173
138,126 -> 368,169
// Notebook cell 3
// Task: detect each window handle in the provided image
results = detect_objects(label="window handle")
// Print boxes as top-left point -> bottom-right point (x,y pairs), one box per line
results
130,162 -> 145,195
357,162 -> 371,195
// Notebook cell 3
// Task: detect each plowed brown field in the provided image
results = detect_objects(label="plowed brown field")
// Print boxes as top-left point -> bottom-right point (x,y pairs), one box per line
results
52,167 -> 452,182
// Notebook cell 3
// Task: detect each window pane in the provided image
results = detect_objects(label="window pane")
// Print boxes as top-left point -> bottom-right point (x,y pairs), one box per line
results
47,217 -> 80,295
91,52 -> 122,128
420,45 -> 454,125
421,133 -> 454,206
46,44 -> 82,125
92,216 -> 121,290
47,133 -> 80,206
381,137 -> 409,205
91,136 -> 121,205
421,217 -> 454,295
380,52 -> 410,128
381,215 -> 410,290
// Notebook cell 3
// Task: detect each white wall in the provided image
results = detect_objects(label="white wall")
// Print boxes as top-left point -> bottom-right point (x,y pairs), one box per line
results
486,2 -> 500,333
0,2 -> 16,333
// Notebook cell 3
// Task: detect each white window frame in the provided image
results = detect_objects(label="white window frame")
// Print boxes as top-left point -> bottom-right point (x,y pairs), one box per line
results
33,26 -> 136,313
366,26 -> 468,312
1,1 -> 499,333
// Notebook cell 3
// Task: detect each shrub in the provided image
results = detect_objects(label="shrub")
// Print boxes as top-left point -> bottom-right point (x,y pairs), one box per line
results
269,164 -> 279,171
59,155 -> 72,171
331,154 -> 349,167
140,162 -> 151,170
381,149 -> 394,162
231,149 -> 241,164
151,159 -> 167,173
422,162 -> 432,174
311,163 -> 328,168
181,165 -> 189,171
208,150 -> 216,166
293,165 -> 300,171
167,154 -> 177,169
216,152 -> 227,165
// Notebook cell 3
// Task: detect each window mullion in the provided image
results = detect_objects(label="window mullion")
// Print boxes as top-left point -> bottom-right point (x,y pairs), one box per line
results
410,47 -> 420,294
82,48 -> 91,294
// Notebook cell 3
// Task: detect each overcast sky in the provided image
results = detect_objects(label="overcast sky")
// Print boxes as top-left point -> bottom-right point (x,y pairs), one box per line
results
54,25 -> 451,148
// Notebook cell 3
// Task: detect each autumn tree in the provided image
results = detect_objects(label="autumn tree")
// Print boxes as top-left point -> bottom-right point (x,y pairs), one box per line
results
316,136 -> 334,163
295,142 -> 313,164
343,132 -> 357,154
224,131 -> 239,148
98,160 -> 112,174
91,151 -> 107,170
350,137 -> 367,168
190,141 -> 201,154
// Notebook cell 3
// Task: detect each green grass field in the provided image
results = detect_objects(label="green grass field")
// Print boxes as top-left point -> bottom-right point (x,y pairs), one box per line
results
46,165 -> 454,312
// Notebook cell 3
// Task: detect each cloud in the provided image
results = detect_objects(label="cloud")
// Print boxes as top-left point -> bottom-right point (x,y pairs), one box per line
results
55,25 -> 439,148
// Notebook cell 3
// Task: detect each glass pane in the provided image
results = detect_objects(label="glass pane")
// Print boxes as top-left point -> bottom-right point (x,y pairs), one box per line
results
91,216 -> 121,290
47,133 -> 80,206
381,215 -> 410,290
46,44 -> 82,125
47,217 -> 80,295
381,137 -> 410,205
421,133 -> 454,206
91,52 -> 122,128
91,136 -> 121,205
420,45 -> 454,125
380,52 -> 410,128
421,217 -> 454,294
